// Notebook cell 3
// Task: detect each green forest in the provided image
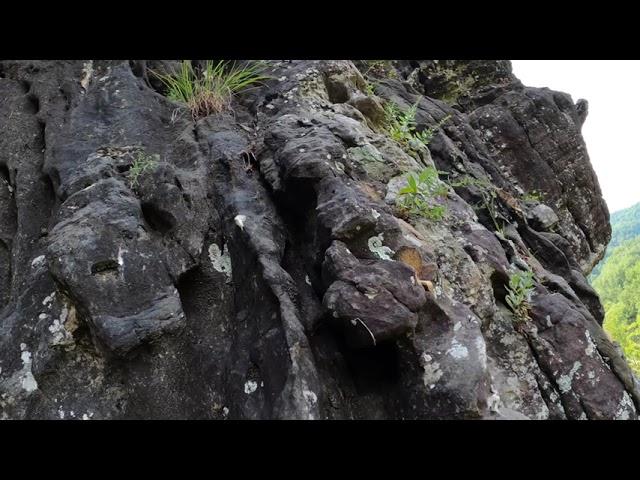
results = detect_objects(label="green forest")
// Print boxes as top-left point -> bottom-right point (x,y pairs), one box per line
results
591,202 -> 640,375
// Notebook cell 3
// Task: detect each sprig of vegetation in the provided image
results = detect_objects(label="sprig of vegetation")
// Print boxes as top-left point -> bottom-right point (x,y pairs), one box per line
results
414,114 -> 452,145
128,151 -> 158,188
152,60 -> 269,120
505,269 -> 536,321
365,80 -> 377,96
363,60 -> 397,79
397,167 -> 448,220
448,174 -> 491,189
522,190 -> 545,202
384,100 -> 450,151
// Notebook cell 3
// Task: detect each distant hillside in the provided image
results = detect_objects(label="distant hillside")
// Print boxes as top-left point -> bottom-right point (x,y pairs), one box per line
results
591,202 -> 640,375
591,202 -> 640,280
592,236 -> 640,374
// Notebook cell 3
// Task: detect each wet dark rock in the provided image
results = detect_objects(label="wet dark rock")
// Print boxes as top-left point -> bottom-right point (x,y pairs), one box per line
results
0,59 -> 636,420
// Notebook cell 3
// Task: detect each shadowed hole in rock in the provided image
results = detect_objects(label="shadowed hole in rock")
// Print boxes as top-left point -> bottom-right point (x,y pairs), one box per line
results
19,80 -> 30,93
328,316 -> 401,395
333,325 -> 401,394
0,242 -> 11,309
25,94 -> 39,114
39,172 -> 59,233
273,178 -> 327,247
141,202 -> 174,234
91,260 -> 119,275
47,168 -> 63,201
264,92 -> 279,104
324,76 -> 350,104
35,120 -> 46,151
490,270 -> 509,305
0,164 -> 11,185
175,262 -> 228,330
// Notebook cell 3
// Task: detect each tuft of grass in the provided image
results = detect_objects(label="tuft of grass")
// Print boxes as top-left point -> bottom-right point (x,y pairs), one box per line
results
397,167 -> 448,221
505,269 -> 535,321
128,151 -> 158,188
152,60 -> 269,120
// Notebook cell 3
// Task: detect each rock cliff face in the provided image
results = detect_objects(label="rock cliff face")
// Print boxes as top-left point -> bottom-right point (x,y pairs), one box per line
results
0,59 -> 637,419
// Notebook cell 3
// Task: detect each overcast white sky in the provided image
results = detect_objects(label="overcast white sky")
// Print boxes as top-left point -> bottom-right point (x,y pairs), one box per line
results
511,60 -> 640,213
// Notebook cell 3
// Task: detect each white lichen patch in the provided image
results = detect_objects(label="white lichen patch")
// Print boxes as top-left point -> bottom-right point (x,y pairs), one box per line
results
244,380 -> 258,395
31,255 -> 46,269
19,344 -> 38,393
208,243 -> 233,283
557,361 -> 582,394
81,61 -> 93,91
117,247 -> 127,267
584,330 -> 597,357
500,332 -> 520,346
421,353 -> 443,388
487,384 -> 501,413
48,304 -> 76,347
234,214 -> 246,231
614,391 -> 635,420
42,292 -> 56,307
367,233 -> 394,260
447,339 -> 469,360
303,390 -> 318,405
476,336 -> 487,369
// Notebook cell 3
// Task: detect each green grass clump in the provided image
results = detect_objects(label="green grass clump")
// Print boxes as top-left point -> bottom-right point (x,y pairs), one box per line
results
397,167 -> 448,220
153,60 -> 269,119
505,269 -> 536,321
128,151 -> 158,188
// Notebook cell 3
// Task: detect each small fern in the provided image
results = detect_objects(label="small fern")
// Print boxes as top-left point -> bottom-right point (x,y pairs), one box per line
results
384,100 -> 450,150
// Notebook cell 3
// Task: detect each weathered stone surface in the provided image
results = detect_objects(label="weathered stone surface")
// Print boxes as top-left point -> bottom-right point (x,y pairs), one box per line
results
0,59 -> 636,420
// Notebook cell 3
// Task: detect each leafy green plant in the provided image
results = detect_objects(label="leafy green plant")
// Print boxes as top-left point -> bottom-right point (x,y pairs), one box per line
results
397,167 -> 448,220
474,188 -> 511,234
365,80 -> 376,96
523,190 -> 545,202
384,101 -> 417,145
414,114 -> 452,145
384,100 -> 450,151
128,151 -> 158,188
505,269 -> 536,321
152,60 -> 269,119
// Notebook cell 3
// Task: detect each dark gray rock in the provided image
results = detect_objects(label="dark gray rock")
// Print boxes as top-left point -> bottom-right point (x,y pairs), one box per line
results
0,59 -> 635,420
